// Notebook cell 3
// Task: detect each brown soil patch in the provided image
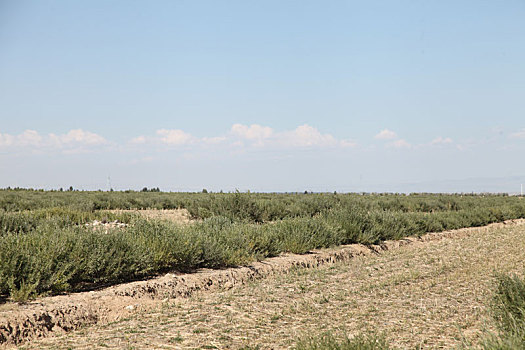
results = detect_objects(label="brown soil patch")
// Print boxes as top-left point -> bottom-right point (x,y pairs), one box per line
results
107,209 -> 193,225
3,220 -> 525,349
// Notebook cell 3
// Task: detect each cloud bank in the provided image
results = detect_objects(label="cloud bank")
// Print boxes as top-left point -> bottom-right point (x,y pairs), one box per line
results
0,129 -> 108,154
374,129 -> 397,140
130,124 -> 357,150
0,124 -> 480,157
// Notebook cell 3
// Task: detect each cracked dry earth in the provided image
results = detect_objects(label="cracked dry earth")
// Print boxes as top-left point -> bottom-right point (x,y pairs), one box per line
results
17,223 -> 525,349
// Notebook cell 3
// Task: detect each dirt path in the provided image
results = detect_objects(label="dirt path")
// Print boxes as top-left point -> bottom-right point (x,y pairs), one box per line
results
13,221 -> 525,349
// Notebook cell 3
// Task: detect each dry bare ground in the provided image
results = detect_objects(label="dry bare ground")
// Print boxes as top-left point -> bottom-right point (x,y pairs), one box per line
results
5,220 -> 525,349
109,209 -> 193,225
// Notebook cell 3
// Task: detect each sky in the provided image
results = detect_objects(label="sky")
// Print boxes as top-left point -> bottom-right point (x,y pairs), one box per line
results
1,0 -> 525,192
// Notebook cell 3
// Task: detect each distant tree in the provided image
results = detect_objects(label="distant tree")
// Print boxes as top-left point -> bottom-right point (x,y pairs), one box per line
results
141,187 -> 148,192
68,186 -> 74,192
202,188 -> 208,193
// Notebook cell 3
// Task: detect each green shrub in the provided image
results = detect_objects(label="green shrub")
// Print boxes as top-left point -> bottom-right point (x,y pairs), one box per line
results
478,274 -> 525,349
267,217 -> 344,254
492,274 -> 525,335
2,191 -> 525,301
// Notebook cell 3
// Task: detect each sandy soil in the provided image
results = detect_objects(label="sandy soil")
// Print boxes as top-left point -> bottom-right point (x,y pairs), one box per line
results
108,209 -> 193,225
3,220 -> 525,349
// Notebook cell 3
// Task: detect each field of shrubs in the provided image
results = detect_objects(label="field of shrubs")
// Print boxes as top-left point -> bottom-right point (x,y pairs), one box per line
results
1,189 -> 525,302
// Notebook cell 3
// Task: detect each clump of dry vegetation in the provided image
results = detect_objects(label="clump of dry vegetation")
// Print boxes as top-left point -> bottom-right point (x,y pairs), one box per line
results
296,333 -> 392,350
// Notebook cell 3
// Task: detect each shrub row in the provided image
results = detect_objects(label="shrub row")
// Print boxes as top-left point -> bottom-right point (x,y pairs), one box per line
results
0,216 -> 343,300
0,190 -> 521,221
2,201 -> 525,301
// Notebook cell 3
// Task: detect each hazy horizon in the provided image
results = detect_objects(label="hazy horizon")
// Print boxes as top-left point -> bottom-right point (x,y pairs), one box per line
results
3,174 -> 525,195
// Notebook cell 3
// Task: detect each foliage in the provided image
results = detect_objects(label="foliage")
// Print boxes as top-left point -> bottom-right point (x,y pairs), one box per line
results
1,190 -> 525,301
479,274 -> 525,349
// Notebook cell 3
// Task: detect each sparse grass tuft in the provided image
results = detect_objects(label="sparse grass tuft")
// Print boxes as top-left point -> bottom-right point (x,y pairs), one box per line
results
296,332 -> 392,350
479,274 -> 525,349
492,274 -> 525,335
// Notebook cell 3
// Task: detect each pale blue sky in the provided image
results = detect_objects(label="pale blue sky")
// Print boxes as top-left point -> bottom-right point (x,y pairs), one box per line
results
1,1 -> 525,192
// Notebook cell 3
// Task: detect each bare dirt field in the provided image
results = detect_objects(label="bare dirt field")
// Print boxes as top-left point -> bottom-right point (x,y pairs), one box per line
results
10,220 -> 525,349
108,209 -> 193,224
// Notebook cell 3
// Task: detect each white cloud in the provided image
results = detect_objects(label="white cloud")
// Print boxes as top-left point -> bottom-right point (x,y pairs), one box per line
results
431,136 -> 453,145
0,129 -> 108,154
130,130 -> 224,147
228,123 -> 355,149
282,124 -> 339,147
156,129 -> 194,145
17,130 -> 42,146
130,124 -> 356,152
231,124 -> 274,140
389,139 -> 411,149
55,129 -> 107,145
375,129 -> 397,140
229,124 -> 355,149
510,129 -> 525,139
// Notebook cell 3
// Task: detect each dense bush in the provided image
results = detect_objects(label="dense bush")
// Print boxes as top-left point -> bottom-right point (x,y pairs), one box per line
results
1,190 -> 523,221
0,215 -> 344,300
1,190 -> 525,301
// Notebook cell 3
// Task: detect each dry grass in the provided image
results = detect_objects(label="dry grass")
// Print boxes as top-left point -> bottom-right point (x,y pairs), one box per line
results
20,224 -> 525,349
